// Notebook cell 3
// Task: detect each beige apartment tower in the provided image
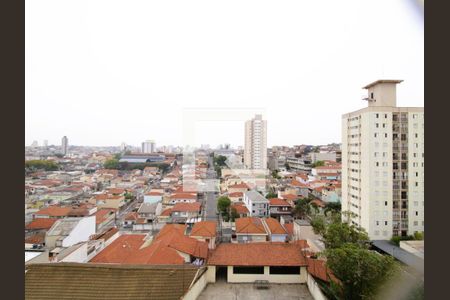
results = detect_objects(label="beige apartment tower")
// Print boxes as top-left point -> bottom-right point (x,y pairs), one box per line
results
244,114 -> 267,170
342,80 -> 424,240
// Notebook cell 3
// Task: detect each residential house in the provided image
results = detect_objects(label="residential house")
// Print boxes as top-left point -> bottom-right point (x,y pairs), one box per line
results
170,202 -> 202,224
94,208 -> 116,231
228,192 -> 243,202
235,217 -> 268,243
90,194 -> 126,210
143,191 -> 163,203
268,198 -> 292,219
123,212 -> 139,227
189,221 -> 217,249
207,243 -> 308,283
243,190 -> 269,217
227,183 -> 250,194
262,218 -> 288,242
168,192 -> 197,205
231,202 -> 249,218
45,216 -> 96,250
33,206 -> 72,219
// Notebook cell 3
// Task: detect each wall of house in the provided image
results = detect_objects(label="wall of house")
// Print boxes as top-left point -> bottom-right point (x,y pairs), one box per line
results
206,266 -> 216,283
237,234 -> 267,243
62,216 -> 96,247
175,250 -> 191,263
226,266 -> 307,283
144,195 -> 162,203
269,234 -> 287,242
307,273 -> 329,300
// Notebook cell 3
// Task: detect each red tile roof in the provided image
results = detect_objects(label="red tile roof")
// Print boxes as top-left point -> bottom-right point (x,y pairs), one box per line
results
229,192 -> 243,198
95,209 -> 115,225
171,202 -> 201,213
145,191 -> 163,196
281,194 -> 298,201
236,217 -> 267,235
290,180 -> 308,188
231,203 -> 249,215
34,206 -> 72,217
208,243 -> 308,266
283,223 -> 294,235
190,221 -> 217,238
307,258 -> 340,283
269,198 -> 291,207
25,233 -> 45,245
170,193 -> 197,200
311,199 -> 326,208
25,218 -> 57,230
228,183 -> 249,189
264,218 -> 287,235
160,208 -> 172,217
124,212 -> 139,221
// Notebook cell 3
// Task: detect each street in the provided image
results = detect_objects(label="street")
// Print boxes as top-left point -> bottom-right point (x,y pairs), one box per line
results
203,155 -> 219,221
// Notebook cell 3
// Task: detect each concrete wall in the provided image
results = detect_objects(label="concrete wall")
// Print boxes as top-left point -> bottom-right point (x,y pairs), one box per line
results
226,266 -> 307,283
62,216 -> 96,247
307,273 -> 328,300
60,243 -> 88,263
182,269 -> 209,300
206,266 -> 216,283
237,234 -> 267,243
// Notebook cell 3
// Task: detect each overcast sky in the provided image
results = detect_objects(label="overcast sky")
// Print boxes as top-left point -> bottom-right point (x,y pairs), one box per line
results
26,0 -> 424,148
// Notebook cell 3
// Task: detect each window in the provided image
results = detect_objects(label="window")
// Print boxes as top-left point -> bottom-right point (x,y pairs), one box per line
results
385,133 -> 388,138
385,221 -> 388,226
374,133 -> 378,138
375,162 -> 379,167
376,123 -> 379,128
415,211 -> 419,216
376,221 -> 379,226
233,267 -> 264,274
384,114 -> 388,118
269,266 -> 300,275
385,201 -> 388,206
382,123 -> 386,128
414,221 -> 418,226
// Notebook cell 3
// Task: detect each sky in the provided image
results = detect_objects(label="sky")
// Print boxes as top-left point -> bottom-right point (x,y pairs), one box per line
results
25,0 -> 424,148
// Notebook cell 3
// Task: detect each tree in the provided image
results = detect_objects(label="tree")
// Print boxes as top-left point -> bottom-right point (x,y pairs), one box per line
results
294,198 -> 311,219
265,192 -> 278,199
325,243 -> 399,300
217,196 -> 231,217
323,222 -> 370,250
214,155 -> 227,167
311,160 -> 325,168
25,160 -> 59,171
103,159 -> 119,169
324,202 -> 341,216
310,215 -> 327,236
271,170 -> 281,179
230,207 -> 240,222
113,153 -> 122,160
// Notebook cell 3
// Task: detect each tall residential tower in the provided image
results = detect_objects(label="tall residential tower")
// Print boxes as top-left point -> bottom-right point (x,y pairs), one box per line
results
244,114 -> 267,170
61,136 -> 68,155
342,80 -> 424,240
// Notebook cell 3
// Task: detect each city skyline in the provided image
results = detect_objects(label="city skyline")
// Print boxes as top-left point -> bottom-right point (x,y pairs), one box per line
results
26,0 -> 423,147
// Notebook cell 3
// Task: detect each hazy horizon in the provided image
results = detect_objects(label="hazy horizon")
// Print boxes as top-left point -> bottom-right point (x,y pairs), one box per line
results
26,0 -> 424,148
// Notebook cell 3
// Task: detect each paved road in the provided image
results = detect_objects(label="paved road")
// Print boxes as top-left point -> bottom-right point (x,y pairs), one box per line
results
203,156 -> 219,221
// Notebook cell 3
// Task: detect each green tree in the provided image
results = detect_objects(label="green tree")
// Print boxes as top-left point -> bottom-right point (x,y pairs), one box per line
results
325,243 -> 399,300
265,192 -> 278,199
271,170 -> 281,179
25,160 -> 59,171
323,222 -> 370,249
103,159 -> 120,169
310,215 -> 327,236
311,160 -> 325,168
217,196 -> 231,217
324,202 -> 341,216
214,155 -> 227,167
294,198 -> 311,219
113,153 -> 122,160
230,207 -> 240,222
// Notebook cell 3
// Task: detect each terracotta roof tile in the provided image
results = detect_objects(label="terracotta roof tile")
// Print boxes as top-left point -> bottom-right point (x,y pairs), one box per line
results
236,217 -> 267,235
171,202 -> 201,212
34,206 -> 72,217
208,243 -> 308,266
25,218 -> 57,230
269,198 -> 291,206
190,221 -> 217,238
263,218 -> 287,235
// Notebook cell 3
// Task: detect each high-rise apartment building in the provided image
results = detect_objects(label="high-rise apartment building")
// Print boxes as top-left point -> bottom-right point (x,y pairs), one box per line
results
141,140 -> 156,153
244,114 -> 267,170
61,136 -> 68,155
342,80 -> 424,240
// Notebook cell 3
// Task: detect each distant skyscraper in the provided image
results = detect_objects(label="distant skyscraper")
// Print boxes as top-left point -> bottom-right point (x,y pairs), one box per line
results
342,80 -> 424,240
61,136 -> 68,155
120,142 -> 127,152
31,140 -> 39,148
43,140 -> 48,147
244,114 -> 267,169
141,140 -> 156,153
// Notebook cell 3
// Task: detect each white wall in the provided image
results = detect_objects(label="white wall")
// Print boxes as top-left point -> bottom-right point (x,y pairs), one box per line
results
62,216 -> 96,247
182,269 -> 209,300
60,243 -> 88,263
226,266 -> 307,283
307,273 -> 328,300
